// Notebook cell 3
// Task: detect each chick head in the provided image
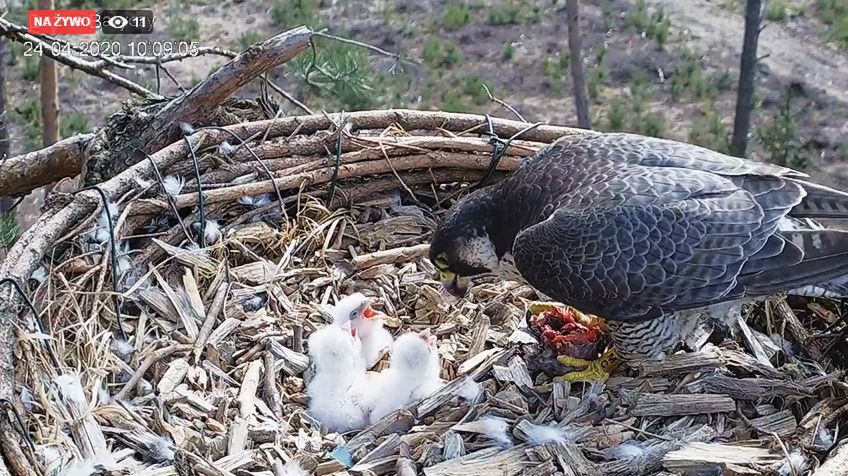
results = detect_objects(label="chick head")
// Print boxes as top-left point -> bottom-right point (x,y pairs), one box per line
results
390,330 -> 438,375
307,326 -> 358,375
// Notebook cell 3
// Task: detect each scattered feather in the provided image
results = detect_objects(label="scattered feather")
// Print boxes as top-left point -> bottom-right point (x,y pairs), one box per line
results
133,176 -> 154,189
218,141 -> 236,156
610,442 -> 646,460
98,384 -> 112,406
134,431 -> 175,463
35,444 -> 62,472
179,122 -> 195,135
54,374 -> 87,403
456,377 -> 484,402
184,242 -> 210,256
277,460 -> 309,476
111,338 -> 134,361
521,421 -> 576,446
778,450 -> 808,476
162,175 -> 185,196
475,417 -> 512,448
200,219 -> 222,244
238,193 -> 271,207
30,265 -> 48,284
816,428 -> 835,448
19,386 -> 36,412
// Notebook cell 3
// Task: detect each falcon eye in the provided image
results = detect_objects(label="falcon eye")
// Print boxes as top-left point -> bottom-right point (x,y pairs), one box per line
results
434,254 -> 450,271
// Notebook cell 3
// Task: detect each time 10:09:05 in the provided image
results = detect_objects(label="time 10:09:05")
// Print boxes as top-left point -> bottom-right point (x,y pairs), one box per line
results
88,41 -> 200,57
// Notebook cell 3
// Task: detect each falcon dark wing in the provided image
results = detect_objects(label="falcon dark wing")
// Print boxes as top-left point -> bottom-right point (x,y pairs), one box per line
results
511,188 -> 767,321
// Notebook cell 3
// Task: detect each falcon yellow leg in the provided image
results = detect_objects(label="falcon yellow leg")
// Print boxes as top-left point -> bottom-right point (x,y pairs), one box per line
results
554,348 -> 621,383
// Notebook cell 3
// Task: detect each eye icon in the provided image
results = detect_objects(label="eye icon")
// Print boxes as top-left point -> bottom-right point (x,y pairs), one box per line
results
107,15 -> 128,30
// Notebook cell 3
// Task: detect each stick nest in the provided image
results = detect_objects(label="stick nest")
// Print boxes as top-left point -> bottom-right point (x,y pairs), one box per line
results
5,108 -> 848,476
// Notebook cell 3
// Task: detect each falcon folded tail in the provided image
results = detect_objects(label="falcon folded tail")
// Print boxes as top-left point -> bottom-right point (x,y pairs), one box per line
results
743,229 -> 848,297
790,180 -> 848,218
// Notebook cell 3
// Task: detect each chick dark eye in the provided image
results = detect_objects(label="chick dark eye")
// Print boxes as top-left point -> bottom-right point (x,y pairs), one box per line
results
349,310 -> 357,320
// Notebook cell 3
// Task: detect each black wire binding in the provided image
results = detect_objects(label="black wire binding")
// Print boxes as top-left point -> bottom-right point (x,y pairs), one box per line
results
0,398 -> 36,453
182,134 -> 206,248
474,119 -> 543,190
0,278 -> 60,370
328,113 -> 347,204
73,186 -> 127,340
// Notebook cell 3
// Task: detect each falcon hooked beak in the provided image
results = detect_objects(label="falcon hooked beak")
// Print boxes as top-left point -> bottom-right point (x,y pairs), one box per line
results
432,255 -> 469,298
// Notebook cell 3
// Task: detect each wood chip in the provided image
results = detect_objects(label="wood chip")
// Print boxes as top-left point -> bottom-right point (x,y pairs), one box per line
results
630,393 -> 736,417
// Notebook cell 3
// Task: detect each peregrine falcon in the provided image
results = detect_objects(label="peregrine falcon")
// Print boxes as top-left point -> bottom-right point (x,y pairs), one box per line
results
429,132 -> 848,381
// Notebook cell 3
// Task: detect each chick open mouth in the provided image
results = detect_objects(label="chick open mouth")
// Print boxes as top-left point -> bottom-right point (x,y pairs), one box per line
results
362,305 -> 378,319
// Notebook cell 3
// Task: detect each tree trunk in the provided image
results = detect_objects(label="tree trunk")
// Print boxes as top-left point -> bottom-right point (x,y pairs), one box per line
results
566,0 -> 591,130
731,0 -> 762,157
38,0 -> 60,147
0,36 -> 9,164
0,36 -> 10,262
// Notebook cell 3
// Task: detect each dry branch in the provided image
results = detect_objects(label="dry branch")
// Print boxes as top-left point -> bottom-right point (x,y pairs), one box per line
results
149,26 -> 311,147
0,133 -> 93,196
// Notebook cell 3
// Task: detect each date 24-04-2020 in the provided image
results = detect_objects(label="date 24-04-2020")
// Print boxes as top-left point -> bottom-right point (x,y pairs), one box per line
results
22,40 -> 201,58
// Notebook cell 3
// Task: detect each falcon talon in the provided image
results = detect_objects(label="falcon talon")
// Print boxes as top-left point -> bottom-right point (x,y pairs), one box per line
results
554,348 -> 621,383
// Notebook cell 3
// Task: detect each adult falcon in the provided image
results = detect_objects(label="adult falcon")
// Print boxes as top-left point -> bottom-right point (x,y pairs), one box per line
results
429,132 -> 848,381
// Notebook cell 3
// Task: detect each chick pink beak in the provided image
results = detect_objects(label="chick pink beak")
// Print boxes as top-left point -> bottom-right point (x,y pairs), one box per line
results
420,329 -> 436,349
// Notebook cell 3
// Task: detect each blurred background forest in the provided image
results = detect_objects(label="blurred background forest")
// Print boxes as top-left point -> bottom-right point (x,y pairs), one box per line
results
1,0 -> 848,254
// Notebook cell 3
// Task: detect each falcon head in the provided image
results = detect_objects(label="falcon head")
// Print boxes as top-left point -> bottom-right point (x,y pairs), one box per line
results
429,190 -> 505,298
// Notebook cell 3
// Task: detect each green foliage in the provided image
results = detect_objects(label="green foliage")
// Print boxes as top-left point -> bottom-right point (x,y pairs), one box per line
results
421,38 -> 464,68
61,113 -> 89,138
15,98 -> 41,149
817,0 -> 848,48
669,52 -> 716,101
756,91 -> 808,169
272,0 -> 323,28
441,89 -> 465,113
502,42 -> 515,60
647,8 -> 671,48
461,75 -> 489,105
628,0 -> 649,31
605,98 -> 626,130
0,213 -> 17,250
168,16 -> 199,41
765,0 -> 789,21
689,107 -> 731,153
238,31 -> 263,51
488,1 -> 524,25
22,54 -> 39,82
66,0 -> 141,7
442,1 -> 471,30
291,39 -> 381,110
602,1 -> 615,30
600,76 -> 665,138
586,45 -> 609,101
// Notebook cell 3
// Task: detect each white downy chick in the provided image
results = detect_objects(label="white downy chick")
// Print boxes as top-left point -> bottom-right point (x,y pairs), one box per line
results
369,330 -> 443,422
306,325 -> 370,433
328,293 -> 392,369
